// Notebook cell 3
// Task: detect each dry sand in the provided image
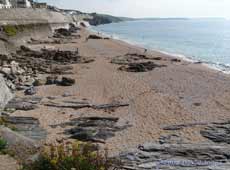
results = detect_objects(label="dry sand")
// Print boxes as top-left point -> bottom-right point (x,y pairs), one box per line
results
11,28 -> 230,156
0,155 -> 19,170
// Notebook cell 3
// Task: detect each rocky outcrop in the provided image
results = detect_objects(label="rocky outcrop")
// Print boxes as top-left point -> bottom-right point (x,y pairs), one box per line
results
0,74 -> 14,109
0,46 -> 94,90
58,77 -> 76,86
111,53 -> 167,72
52,117 -> 131,143
111,53 -> 162,65
5,96 -> 42,111
0,115 -> 46,141
15,46 -> 94,69
119,143 -> 230,170
118,120 -> 230,170
119,61 -> 166,72
0,127 -> 40,159
86,34 -> 110,41
201,121 -> 230,144
53,24 -> 81,38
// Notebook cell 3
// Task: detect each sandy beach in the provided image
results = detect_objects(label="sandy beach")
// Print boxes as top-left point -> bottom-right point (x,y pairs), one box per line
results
7,27 -> 230,157
0,1 -> 230,168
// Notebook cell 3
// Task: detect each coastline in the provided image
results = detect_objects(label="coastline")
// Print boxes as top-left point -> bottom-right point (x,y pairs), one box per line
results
23,28 -> 230,149
89,25 -> 230,74
79,28 -> 230,153
2,25 -> 230,169
0,4 -> 230,168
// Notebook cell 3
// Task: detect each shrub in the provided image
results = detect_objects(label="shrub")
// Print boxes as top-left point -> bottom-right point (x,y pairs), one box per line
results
3,25 -> 18,36
22,141 -> 118,170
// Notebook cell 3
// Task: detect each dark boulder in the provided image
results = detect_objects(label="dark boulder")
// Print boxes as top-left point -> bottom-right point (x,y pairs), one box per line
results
87,34 -> 103,39
24,86 -> 37,95
119,61 -> 166,72
54,28 -> 71,37
171,58 -> 181,62
58,77 -> 75,86
69,23 -> 81,33
46,76 -> 59,85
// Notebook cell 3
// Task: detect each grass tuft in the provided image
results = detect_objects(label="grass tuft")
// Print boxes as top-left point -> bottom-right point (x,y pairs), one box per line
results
3,25 -> 18,36
0,137 -> 7,153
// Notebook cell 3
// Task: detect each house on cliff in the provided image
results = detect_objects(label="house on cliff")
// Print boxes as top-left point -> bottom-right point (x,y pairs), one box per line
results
30,1 -> 47,8
0,0 -> 49,9
0,0 -> 12,8
10,0 -> 31,8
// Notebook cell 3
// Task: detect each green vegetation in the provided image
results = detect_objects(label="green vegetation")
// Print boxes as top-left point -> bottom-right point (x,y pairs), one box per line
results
2,24 -> 37,37
22,142 -> 117,170
0,137 -> 7,153
3,25 -> 18,36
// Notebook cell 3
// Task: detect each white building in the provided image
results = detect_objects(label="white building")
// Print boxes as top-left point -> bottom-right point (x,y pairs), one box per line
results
0,0 -> 32,8
11,0 -> 31,8
22,0 -> 32,8
0,0 -> 12,8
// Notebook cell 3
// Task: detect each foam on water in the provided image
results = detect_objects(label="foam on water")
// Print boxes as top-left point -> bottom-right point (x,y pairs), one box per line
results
91,19 -> 230,74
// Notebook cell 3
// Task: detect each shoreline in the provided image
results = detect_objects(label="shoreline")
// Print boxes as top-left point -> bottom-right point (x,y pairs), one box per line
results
2,25 -> 230,169
89,25 -> 230,75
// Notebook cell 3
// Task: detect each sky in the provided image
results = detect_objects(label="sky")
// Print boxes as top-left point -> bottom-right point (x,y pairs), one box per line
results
40,0 -> 230,18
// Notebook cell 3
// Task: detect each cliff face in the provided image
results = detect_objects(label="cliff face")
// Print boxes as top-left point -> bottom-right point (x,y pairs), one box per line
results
84,13 -> 124,26
63,9 -> 128,26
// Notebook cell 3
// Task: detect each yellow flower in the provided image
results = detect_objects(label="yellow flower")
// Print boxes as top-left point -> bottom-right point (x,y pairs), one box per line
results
50,159 -> 57,166
89,151 -> 97,158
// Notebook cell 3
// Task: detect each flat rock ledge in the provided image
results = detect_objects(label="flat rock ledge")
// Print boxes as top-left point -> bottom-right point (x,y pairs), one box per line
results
201,121 -> 230,144
52,116 -> 131,143
1,115 -> 47,141
118,143 -> 230,170
0,115 -> 46,160
5,96 -> 42,111
0,126 -> 40,160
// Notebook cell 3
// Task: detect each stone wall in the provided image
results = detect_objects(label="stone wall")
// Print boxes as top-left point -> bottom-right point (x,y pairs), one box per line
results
0,74 -> 14,109
0,8 -> 73,26
0,8 -> 75,53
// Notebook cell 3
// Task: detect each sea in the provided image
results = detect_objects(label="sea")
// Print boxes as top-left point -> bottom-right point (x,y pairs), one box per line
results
91,19 -> 230,73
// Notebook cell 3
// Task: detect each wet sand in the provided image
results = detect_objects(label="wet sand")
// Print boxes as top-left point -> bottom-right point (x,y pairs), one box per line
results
12,28 -> 230,155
